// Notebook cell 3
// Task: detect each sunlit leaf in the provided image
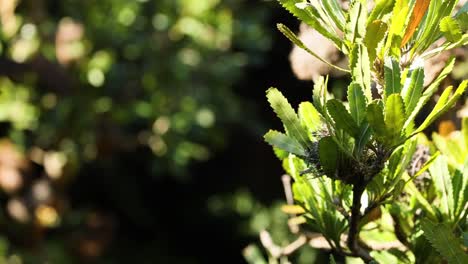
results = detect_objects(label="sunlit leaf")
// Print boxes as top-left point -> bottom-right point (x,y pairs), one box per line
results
321,0 -> 346,31
385,0 -> 411,57
364,20 -> 388,63
350,43 -> 372,101
367,0 -> 395,25
429,156 -> 453,218
367,101 -> 387,139
403,57 -> 456,132
266,87 -> 312,149
401,62 -> 424,117
385,94 -> 405,145
278,0 -> 342,46
384,57 -> 402,99
440,16 -> 463,43
299,101 -> 322,135
413,80 -> 468,135
264,130 -> 306,157
345,0 -> 367,47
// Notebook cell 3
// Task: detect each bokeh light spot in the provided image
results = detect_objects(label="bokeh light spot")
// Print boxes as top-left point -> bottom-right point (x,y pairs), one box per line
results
152,13 -> 169,31
153,116 -> 171,135
196,108 -> 215,128
7,198 -> 29,223
87,68 -> 105,87
118,7 -> 136,26
35,205 -> 60,227
20,23 -> 37,40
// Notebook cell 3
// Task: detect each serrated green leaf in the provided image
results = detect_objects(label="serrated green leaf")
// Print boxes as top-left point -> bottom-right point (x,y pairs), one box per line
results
298,101 -> 322,134
273,147 -> 288,160
412,1 -> 459,55
385,94 -> 405,145
384,57 -> 402,99
413,86 -> 453,134
367,101 -> 387,139
452,160 -> 468,221
429,155 -> 453,218
364,20 -> 388,63
319,136 -> 339,178
355,122 -> 371,155
264,130 -> 306,157
403,57 -> 456,132
413,80 -> 468,135
401,63 -> 424,116
385,0 -> 411,57
367,0 -> 395,25
421,219 -> 468,264
301,0 -> 345,33
350,43 -> 372,101
345,0 -> 367,47
347,82 -> 367,126
321,0 -> 346,31
278,0 -> 342,46
440,16 -> 463,43
326,99 -> 359,137
313,76 -> 327,116
277,23 -> 349,73
266,87 -> 312,149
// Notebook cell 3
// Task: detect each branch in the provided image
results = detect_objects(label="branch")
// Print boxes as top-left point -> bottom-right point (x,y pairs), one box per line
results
260,230 -> 310,259
347,184 -> 374,263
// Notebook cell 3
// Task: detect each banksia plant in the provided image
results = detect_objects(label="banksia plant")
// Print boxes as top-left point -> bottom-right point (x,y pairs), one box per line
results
259,0 -> 468,263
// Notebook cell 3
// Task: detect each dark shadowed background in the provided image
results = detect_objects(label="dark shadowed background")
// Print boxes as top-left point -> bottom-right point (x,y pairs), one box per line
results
0,0 -> 319,263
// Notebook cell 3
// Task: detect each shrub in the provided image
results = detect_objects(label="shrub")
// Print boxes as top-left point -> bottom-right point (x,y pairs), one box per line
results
253,0 -> 468,263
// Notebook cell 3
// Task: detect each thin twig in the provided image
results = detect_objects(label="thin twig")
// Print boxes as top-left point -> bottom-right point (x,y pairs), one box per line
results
260,230 -> 282,258
282,175 -> 294,205
282,236 -> 308,255
282,174 -> 300,234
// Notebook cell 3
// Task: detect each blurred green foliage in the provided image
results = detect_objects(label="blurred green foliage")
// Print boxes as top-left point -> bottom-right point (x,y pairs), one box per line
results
0,0 -> 273,262
1,0 -> 272,176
